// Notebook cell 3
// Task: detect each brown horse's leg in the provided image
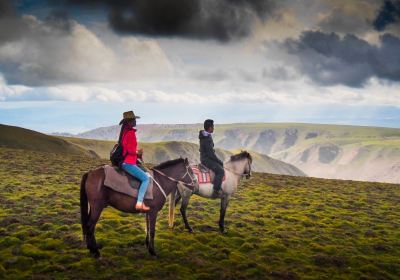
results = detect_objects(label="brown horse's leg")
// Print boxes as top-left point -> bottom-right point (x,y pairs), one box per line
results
148,211 -> 158,256
145,213 -> 150,249
86,205 -> 104,258
180,195 -> 193,233
80,173 -> 89,241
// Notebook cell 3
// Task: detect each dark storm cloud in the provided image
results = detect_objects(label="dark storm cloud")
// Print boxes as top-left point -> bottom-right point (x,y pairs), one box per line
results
62,0 -> 279,41
318,7 -> 370,35
0,0 -> 72,42
374,0 -> 400,31
44,10 -> 73,33
0,0 -> 14,17
0,1 -> 84,86
284,31 -> 400,87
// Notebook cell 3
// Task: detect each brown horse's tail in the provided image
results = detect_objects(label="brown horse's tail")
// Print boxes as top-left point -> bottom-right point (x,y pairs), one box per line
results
80,172 -> 89,241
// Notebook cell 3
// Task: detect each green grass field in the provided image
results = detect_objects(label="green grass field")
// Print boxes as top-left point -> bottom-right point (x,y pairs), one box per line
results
0,147 -> 399,279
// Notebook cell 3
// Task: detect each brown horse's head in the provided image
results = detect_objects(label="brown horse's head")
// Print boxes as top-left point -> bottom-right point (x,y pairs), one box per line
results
153,157 -> 196,190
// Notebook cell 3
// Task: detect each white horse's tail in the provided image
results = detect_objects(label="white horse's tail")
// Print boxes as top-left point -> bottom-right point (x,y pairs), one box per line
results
168,189 -> 177,228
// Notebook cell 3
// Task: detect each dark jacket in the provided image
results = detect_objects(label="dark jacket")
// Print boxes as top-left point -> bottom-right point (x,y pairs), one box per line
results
199,130 -> 223,165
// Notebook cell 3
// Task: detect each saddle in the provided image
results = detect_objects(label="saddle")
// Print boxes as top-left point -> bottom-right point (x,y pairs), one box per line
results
103,165 -> 154,199
191,164 -> 226,184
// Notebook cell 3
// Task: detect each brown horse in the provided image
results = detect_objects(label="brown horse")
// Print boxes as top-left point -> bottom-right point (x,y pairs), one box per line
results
80,158 -> 196,257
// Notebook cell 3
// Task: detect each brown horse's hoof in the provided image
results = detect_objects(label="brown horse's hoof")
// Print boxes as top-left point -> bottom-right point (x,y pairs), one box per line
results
187,227 -> 194,233
90,250 -> 101,258
148,249 -> 157,256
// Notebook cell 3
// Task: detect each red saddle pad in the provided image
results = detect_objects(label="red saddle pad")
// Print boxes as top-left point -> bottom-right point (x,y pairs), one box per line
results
191,165 -> 225,184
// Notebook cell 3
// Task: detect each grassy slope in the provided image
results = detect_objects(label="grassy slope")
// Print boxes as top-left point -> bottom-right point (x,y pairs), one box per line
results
0,124 -> 94,157
62,137 -> 305,176
0,147 -> 399,279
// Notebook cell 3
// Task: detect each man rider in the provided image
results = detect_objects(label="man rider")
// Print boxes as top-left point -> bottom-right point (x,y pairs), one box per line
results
199,119 -> 225,197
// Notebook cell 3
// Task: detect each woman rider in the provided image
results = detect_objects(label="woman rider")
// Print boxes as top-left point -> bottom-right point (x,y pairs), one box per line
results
119,110 -> 150,211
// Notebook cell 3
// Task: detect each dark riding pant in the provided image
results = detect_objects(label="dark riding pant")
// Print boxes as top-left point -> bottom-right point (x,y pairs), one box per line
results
202,160 -> 224,191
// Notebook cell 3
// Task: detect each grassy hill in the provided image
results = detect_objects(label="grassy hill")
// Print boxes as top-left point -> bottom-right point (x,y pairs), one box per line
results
62,137 -> 305,176
65,123 -> 400,183
1,147 -> 399,279
0,124 -> 97,158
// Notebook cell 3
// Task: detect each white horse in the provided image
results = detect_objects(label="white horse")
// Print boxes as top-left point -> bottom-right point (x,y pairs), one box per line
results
168,151 -> 252,233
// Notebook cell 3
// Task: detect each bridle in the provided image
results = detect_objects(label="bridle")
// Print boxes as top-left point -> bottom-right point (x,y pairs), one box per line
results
224,158 -> 252,179
181,163 -> 198,185
245,160 -> 252,179
151,162 -> 197,189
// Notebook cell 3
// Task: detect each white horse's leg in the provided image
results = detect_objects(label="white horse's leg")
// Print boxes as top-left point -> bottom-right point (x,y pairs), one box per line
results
168,190 -> 177,228
219,194 -> 231,234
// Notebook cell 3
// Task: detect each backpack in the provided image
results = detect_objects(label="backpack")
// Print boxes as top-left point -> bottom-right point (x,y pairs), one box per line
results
110,126 -> 126,167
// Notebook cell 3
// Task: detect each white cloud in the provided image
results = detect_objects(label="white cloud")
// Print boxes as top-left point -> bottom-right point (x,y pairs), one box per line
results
0,75 -> 31,101
0,15 -> 173,86
1,76 -> 399,107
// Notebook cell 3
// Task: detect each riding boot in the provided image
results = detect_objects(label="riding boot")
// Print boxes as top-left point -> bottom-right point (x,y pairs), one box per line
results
136,202 -> 150,212
212,186 -> 222,198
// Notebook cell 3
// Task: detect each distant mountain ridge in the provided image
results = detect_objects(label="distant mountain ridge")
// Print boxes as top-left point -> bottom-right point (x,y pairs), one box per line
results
55,123 -> 400,183
0,123 -> 305,176
63,137 -> 305,176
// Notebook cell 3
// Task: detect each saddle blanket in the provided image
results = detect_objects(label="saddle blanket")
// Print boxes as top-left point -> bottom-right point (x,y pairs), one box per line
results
191,165 -> 226,184
103,165 -> 154,199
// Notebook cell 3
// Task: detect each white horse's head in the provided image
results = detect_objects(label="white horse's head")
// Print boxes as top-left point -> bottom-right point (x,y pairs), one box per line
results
228,151 -> 252,179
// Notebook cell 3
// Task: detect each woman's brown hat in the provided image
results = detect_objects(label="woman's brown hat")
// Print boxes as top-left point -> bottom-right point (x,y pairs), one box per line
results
119,110 -> 140,125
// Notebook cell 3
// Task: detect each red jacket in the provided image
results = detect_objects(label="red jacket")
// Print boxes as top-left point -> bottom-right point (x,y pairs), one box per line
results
121,125 -> 138,164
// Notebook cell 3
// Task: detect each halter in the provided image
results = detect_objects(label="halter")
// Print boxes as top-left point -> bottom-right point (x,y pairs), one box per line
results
245,160 -> 252,179
181,164 -> 198,185
150,161 -> 197,198
224,158 -> 252,178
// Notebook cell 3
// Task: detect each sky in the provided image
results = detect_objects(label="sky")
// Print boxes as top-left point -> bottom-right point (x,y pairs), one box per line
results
0,0 -> 400,133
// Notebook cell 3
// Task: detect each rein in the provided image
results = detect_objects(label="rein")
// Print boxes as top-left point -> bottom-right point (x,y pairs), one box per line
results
147,172 -> 167,199
151,165 -> 197,195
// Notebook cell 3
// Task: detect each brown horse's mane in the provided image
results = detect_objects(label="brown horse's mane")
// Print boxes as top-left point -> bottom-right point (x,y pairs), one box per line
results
153,158 -> 185,170
230,151 -> 252,162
